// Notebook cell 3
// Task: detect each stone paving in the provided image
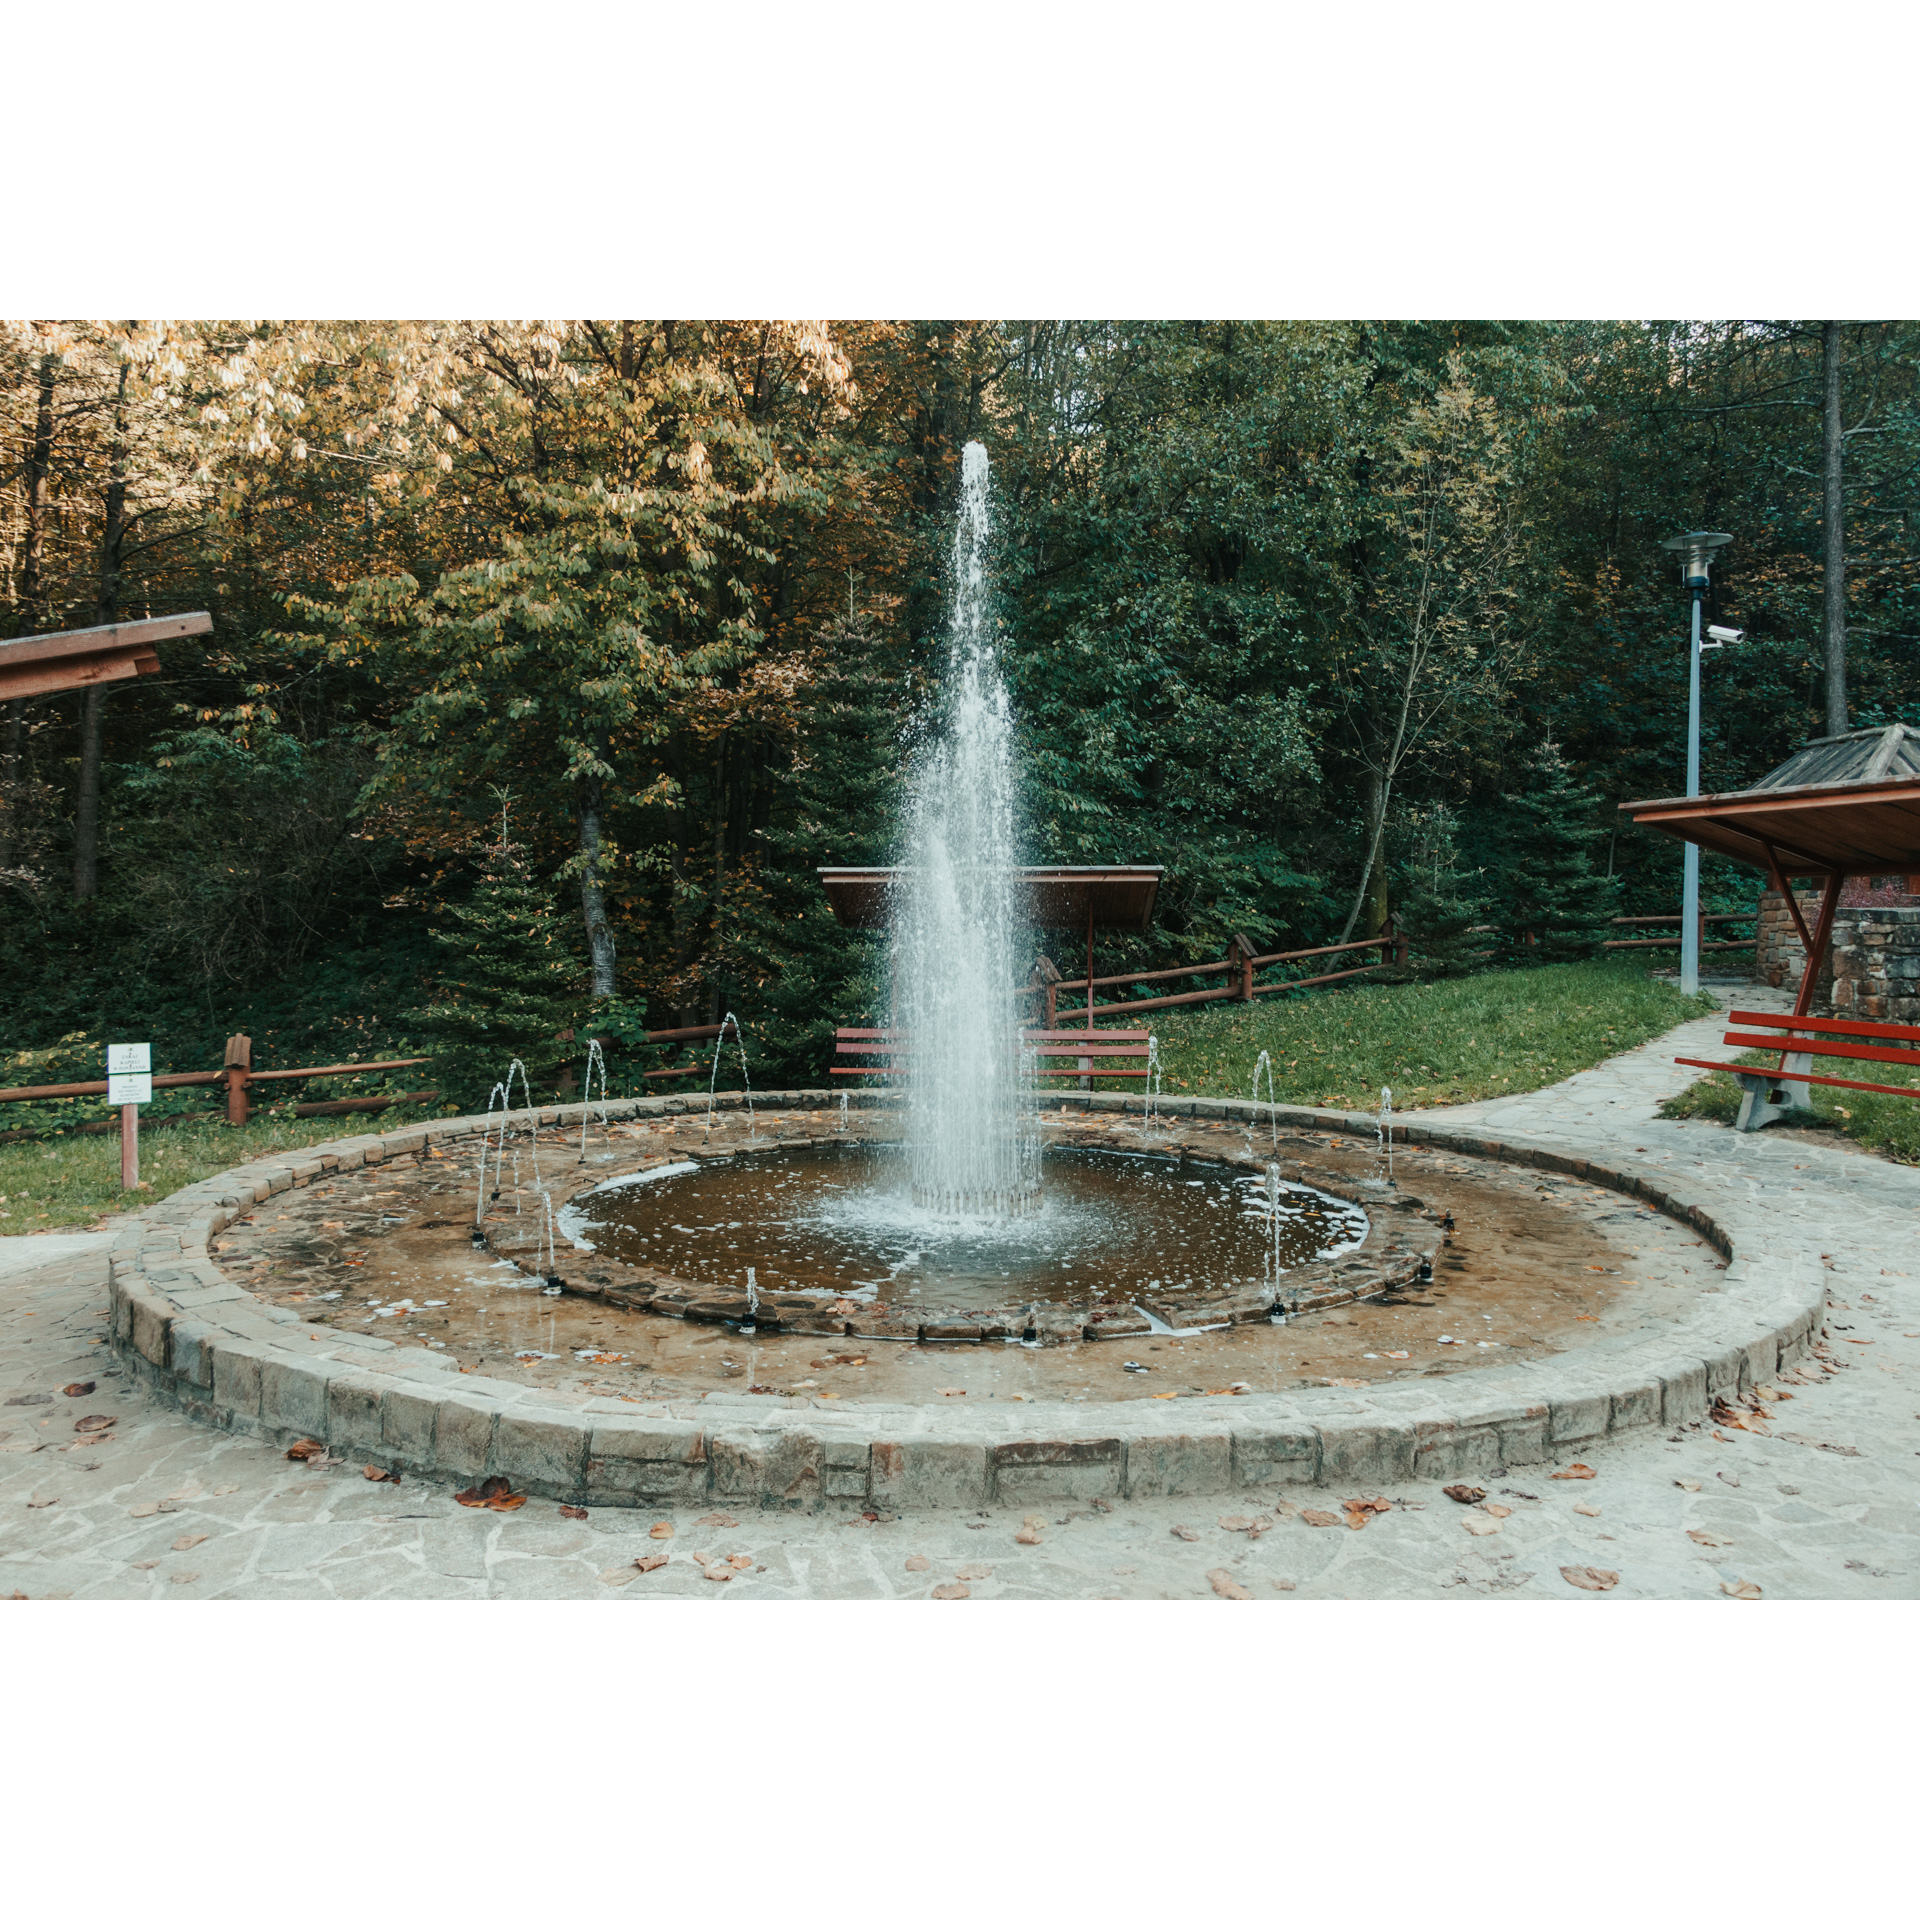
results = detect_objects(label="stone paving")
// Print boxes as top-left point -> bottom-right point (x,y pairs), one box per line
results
2,986 -> 1914,1601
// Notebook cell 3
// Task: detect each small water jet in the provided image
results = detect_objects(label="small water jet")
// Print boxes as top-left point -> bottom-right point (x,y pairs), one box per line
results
705,1012 -> 756,1141
578,1037 -> 610,1162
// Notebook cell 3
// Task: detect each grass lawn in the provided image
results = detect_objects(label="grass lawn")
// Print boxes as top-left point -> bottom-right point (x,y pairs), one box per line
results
0,1108 -> 448,1236
1139,957 -> 1715,1111
1661,1050 -> 1920,1164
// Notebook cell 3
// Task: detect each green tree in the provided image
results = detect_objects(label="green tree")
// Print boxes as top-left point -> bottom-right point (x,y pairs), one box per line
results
1499,738 -> 1618,963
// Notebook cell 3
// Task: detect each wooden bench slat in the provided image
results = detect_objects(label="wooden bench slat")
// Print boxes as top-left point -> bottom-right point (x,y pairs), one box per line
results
1728,1009 -> 1920,1045
1675,1056 -> 1920,1101
1716,1031 -> 1920,1071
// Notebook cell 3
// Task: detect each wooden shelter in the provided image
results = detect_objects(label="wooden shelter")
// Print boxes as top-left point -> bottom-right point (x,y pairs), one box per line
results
1622,724 -> 1920,1031
0,611 -> 211,702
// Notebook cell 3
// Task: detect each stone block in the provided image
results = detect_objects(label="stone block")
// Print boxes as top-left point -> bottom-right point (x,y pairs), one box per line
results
1412,1416 -> 1501,1481
493,1409 -> 591,1495
435,1397 -> 497,1481
1548,1388 -> 1610,1444
326,1372 -> 386,1455
1495,1411 -> 1550,1466
1126,1431 -> 1231,1498
1703,1345 -> 1743,1398
870,1438 -> 990,1509
380,1381 -> 442,1469
170,1320 -> 216,1390
710,1427 -> 825,1507
1230,1423 -> 1321,1487
1655,1357 -> 1708,1426
1318,1417 -> 1416,1486
820,1437 -> 870,1503
212,1341 -> 265,1421
1608,1377 -> 1661,1432
260,1354 -> 332,1438
991,1437 -> 1124,1503
584,1419 -> 711,1504
129,1291 -> 172,1370
1741,1331 -> 1779,1386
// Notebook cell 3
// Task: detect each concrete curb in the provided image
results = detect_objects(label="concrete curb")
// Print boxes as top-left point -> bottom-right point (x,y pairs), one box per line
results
101,1088 -> 1827,1510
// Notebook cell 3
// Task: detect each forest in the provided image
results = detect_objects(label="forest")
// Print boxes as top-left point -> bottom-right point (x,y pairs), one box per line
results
4,319 -> 1917,1103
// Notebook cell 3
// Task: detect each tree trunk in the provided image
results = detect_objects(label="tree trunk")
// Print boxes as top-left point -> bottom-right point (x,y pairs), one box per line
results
577,727 -> 616,999
1340,760 -> 1392,944
1822,320 -> 1847,737
75,360 -> 131,901
19,346 -> 56,621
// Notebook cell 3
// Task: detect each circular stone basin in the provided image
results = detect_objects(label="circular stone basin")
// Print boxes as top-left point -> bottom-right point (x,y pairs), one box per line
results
562,1144 -> 1367,1314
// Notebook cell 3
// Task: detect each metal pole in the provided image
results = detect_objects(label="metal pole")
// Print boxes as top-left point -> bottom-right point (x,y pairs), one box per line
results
1680,583 -> 1704,996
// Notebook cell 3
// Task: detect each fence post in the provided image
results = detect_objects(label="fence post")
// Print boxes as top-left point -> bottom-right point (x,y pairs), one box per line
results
1030,956 -> 1063,1030
1229,933 -> 1257,1002
224,1033 -> 252,1126
1391,915 -> 1410,970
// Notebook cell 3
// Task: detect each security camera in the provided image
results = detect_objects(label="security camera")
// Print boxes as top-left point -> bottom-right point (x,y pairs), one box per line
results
1706,624 -> 1745,645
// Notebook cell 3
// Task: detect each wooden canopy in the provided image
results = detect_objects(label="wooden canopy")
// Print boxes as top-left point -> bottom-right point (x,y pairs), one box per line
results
1621,725 -> 1920,881
0,611 -> 210,703
818,865 -> 1162,932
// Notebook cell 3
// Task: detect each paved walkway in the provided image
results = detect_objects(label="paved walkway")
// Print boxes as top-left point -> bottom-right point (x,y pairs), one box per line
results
3,991 -> 1915,1601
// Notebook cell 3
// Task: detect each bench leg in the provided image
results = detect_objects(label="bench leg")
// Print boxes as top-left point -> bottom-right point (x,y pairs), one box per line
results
1779,1052 -> 1814,1110
1734,1073 -> 1788,1132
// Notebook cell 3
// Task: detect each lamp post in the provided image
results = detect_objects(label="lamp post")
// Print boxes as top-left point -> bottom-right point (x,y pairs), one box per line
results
1659,530 -> 1734,995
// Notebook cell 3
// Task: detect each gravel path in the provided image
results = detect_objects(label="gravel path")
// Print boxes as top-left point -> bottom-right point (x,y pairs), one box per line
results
3,988 -> 1914,1601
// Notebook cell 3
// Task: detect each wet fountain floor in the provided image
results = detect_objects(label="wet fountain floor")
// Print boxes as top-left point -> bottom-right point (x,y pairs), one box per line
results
212,1108 -> 1725,1407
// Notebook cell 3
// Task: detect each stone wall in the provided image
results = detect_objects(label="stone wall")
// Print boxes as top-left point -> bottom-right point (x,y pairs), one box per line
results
1755,879 -> 1920,1020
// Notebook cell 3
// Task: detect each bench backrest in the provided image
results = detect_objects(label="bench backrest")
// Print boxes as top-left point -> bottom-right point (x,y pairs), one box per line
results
1724,1008 -> 1920,1073
1729,1009 -> 1920,1045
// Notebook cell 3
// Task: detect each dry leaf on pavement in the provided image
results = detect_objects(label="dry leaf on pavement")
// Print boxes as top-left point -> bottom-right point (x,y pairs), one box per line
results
559,1505 -> 588,1519
1443,1484 -> 1486,1504
1482,1503 -> 1512,1519
1170,1524 -> 1200,1541
1720,1578 -> 1763,1600
696,1511 -> 738,1528
1461,1513 -> 1502,1536
633,1554 -> 668,1573
1560,1565 -> 1619,1591
171,1533 -> 209,1552
454,1476 -> 527,1512
1572,1502 -> 1601,1518
73,1414 -> 115,1433
904,1554 -> 931,1572
285,1438 -> 325,1461
61,1383 -> 96,1398
703,1564 -> 733,1582
958,1564 -> 993,1581
1688,1529 -> 1735,1548
1301,1509 -> 1342,1527
1551,1463 -> 1597,1480
1207,1568 -> 1253,1600
1675,1479 -> 1701,1491
649,1521 -> 674,1539
931,1583 -> 970,1600
1015,1524 -> 1043,1545
25,1495 -> 56,1509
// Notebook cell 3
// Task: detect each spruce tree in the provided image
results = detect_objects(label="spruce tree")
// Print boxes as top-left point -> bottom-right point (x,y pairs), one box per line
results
1394,803 -> 1487,978
1500,739 -> 1619,964
412,811 -> 579,1110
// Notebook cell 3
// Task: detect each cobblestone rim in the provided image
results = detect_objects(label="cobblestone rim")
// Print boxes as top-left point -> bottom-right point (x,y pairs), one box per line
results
101,1088 -> 1825,1510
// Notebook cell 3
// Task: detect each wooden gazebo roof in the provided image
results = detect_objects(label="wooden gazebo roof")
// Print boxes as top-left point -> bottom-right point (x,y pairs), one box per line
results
1621,725 -> 1920,880
0,611 -> 211,702
818,866 -> 1162,931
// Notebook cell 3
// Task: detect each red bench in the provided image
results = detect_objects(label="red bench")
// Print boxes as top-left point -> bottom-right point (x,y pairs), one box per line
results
832,1028 -> 1152,1086
1675,1008 -> 1920,1132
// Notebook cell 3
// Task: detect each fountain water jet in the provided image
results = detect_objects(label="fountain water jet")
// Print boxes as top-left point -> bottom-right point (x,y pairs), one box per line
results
893,442 -> 1038,1218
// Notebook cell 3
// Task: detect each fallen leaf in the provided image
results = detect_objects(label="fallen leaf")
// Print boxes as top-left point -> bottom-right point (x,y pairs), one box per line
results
696,1511 -> 738,1528
285,1438 -> 325,1461
1170,1524 -> 1200,1541
1443,1484 -> 1486,1504
128,1500 -> 161,1517
1483,1503 -> 1512,1519
1550,1463 -> 1597,1480
958,1563 -> 993,1581
1219,1515 -> 1257,1532
1322,1377 -> 1368,1388
938,1388 -> 967,1396
1272,1577 -> 1297,1591
904,1553 -> 931,1572
1675,1479 -> 1701,1491
130,1560 -> 157,1570
1150,1392 -> 1179,1399
171,1533 -> 209,1552
1461,1513 -> 1503,1536
26,1495 -> 56,1509
633,1554 -> 668,1573
703,1564 -> 733,1582
1560,1565 -> 1619,1592
1572,1502 -> 1602,1518
1207,1567 -> 1253,1600
1301,1509 -> 1342,1528
454,1476 -> 527,1511
931,1582 -> 970,1599
727,1553 -> 752,1570
1384,1350 -> 1409,1359
73,1414 -> 115,1434
649,1521 -> 673,1539
1688,1529 -> 1736,1548
559,1505 -> 588,1519
170,1571 -> 199,1585
1720,1577 -> 1763,1600
1015,1524 -> 1043,1545
61,1383 -> 96,1398
363,1465 -> 396,1482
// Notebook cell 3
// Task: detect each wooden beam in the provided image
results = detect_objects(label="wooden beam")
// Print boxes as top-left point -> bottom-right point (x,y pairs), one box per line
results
0,611 -> 211,666
0,647 -> 157,702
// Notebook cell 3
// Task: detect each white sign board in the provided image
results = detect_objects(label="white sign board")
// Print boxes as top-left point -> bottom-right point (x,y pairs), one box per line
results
107,1043 -> 152,1105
